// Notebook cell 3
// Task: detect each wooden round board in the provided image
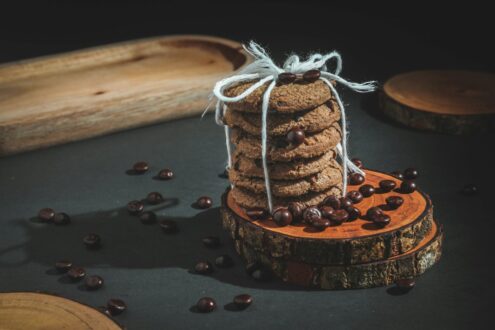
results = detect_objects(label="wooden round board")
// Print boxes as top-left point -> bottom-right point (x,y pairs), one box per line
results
380,70 -> 495,134
0,292 -> 121,330
221,169 -> 433,265
236,219 -> 442,289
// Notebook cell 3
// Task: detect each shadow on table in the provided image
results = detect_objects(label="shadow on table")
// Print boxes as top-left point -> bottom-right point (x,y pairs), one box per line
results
0,202 -> 304,291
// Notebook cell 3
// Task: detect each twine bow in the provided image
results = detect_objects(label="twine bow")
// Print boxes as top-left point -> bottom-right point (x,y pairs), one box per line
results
209,41 -> 377,212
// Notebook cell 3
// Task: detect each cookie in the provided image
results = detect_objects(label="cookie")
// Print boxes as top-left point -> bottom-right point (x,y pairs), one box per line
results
232,149 -> 336,180
230,186 -> 343,210
230,122 -> 342,162
223,100 -> 340,136
223,79 -> 331,113
229,159 -> 342,197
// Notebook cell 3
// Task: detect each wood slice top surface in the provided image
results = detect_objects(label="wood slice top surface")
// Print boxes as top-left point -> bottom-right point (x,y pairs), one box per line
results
227,169 -> 429,240
0,292 -> 121,329
383,70 -> 495,116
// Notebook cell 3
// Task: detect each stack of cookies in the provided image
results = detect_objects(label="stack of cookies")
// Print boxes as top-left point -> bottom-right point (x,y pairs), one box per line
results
223,74 -> 344,214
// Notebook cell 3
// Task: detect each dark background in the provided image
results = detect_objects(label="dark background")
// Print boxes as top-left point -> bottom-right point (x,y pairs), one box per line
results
0,1 -> 494,329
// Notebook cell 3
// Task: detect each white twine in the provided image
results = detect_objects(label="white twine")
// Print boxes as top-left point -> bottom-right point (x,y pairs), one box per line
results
209,41 -> 376,212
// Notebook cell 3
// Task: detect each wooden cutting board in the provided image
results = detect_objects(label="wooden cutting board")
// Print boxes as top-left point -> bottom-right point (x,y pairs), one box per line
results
0,292 -> 121,329
0,35 -> 252,156
380,70 -> 495,134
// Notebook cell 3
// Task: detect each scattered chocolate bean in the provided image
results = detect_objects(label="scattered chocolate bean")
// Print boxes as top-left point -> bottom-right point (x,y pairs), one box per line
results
147,192 -> 164,205
303,69 -> 321,82
386,196 -> 404,210
349,173 -> 365,185
38,208 -> 55,222
194,261 -> 213,275
233,294 -> 253,310
55,260 -> 72,273
53,213 -> 70,225
390,171 -> 404,180
303,206 -> 322,224
158,168 -> 174,180
288,202 -> 303,223
319,206 -> 335,219
67,267 -> 86,281
461,184 -> 478,196
373,213 -> 391,228
346,191 -> 363,204
83,233 -> 101,249
351,158 -> 363,168
346,206 -> 361,221
159,219 -> 178,233
196,196 -> 213,209
132,161 -> 149,174
366,206 -> 383,221
359,184 -> 375,197
395,278 -> 416,293
246,208 -> 268,221
278,72 -> 297,84
321,196 -> 340,209
286,128 -> 305,146
127,200 -> 144,215
329,209 -> 349,225
202,236 -> 221,248
311,217 -> 331,231
379,180 -> 397,192
403,168 -> 418,180
272,207 -> 292,227
339,197 -> 353,209
139,211 -> 157,224
107,299 -> 127,315
215,255 -> 234,268
400,181 -> 417,193
196,297 -> 216,313
85,275 -> 104,290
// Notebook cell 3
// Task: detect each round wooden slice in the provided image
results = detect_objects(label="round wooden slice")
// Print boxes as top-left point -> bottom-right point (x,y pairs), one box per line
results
236,219 -> 442,289
380,70 -> 495,134
0,292 -> 121,330
221,169 -> 433,265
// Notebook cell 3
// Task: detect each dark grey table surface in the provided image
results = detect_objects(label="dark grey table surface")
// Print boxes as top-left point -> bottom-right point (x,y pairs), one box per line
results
1,2 -> 494,329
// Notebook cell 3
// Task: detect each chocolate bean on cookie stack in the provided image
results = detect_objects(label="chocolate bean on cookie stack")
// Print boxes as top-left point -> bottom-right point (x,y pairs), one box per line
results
224,75 -> 344,215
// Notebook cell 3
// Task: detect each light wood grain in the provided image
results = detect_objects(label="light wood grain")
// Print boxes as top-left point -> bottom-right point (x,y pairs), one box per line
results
0,35 -> 252,156
0,292 -> 121,329
381,70 -> 495,134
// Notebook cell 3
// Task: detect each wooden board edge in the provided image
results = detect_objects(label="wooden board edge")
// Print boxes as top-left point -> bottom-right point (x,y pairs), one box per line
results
0,291 -> 123,329
233,220 -> 443,289
379,89 -> 494,135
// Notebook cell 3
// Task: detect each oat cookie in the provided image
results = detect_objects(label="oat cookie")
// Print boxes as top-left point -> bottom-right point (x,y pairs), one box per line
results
223,100 -> 340,136
230,186 -> 343,210
230,122 -> 341,161
229,159 -> 342,197
223,80 -> 331,113
232,149 -> 336,180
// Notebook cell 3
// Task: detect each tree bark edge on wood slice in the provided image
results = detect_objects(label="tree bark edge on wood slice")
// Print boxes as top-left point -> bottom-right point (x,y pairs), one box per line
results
235,219 -> 443,290
380,70 -> 495,135
221,169 -> 434,265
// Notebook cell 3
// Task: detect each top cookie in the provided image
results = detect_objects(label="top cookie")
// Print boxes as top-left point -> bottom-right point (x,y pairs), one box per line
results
223,80 -> 332,113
